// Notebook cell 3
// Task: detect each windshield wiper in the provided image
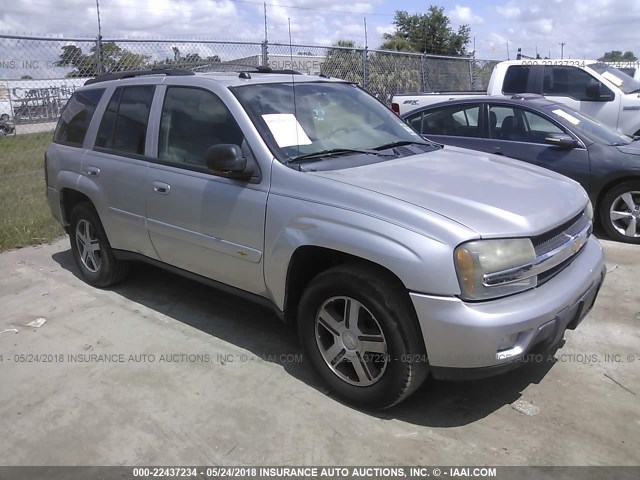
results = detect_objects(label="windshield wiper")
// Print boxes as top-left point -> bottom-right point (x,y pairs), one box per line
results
372,139 -> 440,150
287,148 -> 389,164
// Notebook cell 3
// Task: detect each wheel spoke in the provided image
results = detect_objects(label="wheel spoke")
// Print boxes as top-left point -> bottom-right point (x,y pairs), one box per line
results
360,339 -> 386,354
620,192 -> 637,211
351,353 -> 373,383
345,299 -> 361,330
323,342 -> 345,365
625,218 -> 637,236
89,250 -> 100,270
610,210 -> 629,221
88,238 -> 100,252
318,306 -> 342,335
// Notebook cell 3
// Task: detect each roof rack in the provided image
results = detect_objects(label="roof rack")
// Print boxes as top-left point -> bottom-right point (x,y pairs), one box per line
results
84,68 -> 195,85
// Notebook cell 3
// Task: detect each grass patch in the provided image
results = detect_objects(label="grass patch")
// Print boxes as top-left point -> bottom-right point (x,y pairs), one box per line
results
0,131 -> 64,251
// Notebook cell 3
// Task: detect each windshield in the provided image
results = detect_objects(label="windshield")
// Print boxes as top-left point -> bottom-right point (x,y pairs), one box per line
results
545,105 -> 632,146
590,63 -> 640,94
232,81 -> 424,163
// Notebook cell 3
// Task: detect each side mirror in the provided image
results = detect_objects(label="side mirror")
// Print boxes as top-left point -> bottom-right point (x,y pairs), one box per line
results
205,144 -> 251,179
545,133 -> 578,149
585,80 -> 601,100
585,80 -> 614,101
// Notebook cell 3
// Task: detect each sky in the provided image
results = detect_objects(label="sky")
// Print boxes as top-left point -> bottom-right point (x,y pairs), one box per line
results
0,0 -> 639,61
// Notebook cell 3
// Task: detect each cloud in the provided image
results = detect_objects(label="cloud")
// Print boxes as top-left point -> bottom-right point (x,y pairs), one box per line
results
449,5 -> 484,25
487,0 -> 640,59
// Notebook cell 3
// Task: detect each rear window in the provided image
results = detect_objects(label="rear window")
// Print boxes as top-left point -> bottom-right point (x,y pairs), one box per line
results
53,89 -> 105,147
502,66 -> 532,94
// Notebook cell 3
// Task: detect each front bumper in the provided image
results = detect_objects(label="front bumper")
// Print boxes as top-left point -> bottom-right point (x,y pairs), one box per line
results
409,236 -> 606,372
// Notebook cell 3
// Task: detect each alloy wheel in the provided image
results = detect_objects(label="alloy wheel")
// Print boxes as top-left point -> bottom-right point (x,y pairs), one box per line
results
315,296 -> 388,387
75,219 -> 102,272
609,191 -> 640,238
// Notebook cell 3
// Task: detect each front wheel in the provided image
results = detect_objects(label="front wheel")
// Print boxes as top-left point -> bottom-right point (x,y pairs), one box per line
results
69,203 -> 129,287
599,181 -> 640,244
298,264 -> 429,409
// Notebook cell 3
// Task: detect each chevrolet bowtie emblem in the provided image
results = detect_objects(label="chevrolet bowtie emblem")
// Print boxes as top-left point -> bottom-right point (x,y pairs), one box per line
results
572,239 -> 583,254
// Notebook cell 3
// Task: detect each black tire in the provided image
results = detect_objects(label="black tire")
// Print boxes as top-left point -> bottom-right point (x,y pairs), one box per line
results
599,180 -> 640,244
298,263 -> 429,410
0,114 -> 9,121
69,203 -> 129,287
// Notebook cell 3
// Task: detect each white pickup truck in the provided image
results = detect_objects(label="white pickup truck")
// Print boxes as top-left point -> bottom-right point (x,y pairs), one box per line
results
392,60 -> 640,137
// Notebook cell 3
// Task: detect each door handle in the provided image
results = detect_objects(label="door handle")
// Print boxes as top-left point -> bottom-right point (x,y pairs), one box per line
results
152,181 -> 171,194
86,166 -> 100,176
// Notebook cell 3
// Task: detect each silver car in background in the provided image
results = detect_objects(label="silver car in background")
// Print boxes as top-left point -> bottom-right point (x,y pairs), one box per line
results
45,68 -> 606,409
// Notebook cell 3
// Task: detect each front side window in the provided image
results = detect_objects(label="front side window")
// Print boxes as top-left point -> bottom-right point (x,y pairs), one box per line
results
543,66 -> 613,100
416,104 -> 481,137
54,88 -> 105,147
232,82 -> 426,164
95,85 -> 155,155
489,105 -> 564,143
158,87 -> 244,167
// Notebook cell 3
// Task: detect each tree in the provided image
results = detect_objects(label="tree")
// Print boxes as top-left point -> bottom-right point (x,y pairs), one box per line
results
381,5 -> 470,56
150,48 -> 221,69
55,42 -> 149,77
598,50 -> 637,62
321,40 -> 364,84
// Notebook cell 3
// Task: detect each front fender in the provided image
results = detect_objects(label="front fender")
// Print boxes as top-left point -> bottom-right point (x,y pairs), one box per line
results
263,194 -> 463,311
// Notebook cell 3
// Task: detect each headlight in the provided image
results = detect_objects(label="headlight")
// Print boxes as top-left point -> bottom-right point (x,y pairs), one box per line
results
585,200 -> 594,221
454,238 -> 537,301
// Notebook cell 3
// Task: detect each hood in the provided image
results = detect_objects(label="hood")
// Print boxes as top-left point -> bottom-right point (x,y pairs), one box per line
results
311,146 -> 588,238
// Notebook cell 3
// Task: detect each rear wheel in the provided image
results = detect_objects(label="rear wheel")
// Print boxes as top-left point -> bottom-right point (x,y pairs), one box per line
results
69,203 -> 129,287
298,263 -> 429,409
599,181 -> 640,244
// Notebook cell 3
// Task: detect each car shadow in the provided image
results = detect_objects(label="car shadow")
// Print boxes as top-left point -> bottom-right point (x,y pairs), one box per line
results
52,248 -> 558,428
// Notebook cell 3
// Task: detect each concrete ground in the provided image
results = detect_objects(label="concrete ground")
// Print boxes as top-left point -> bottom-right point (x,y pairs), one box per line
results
0,237 -> 638,466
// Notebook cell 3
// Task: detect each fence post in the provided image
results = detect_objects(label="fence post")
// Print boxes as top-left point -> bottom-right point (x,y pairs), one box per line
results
420,55 -> 426,91
95,36 -> 103,75
362,47 -> 368,89
468,57 -> 474,90
261,40 -> 269,68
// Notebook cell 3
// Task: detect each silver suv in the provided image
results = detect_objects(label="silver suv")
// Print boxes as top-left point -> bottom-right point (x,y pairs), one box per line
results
46,68 -> 606,409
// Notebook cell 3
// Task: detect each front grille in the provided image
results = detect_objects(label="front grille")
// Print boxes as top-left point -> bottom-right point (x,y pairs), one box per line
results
537,253 -> 578,286
533,212 -> 591,257
530,210 -> 592,286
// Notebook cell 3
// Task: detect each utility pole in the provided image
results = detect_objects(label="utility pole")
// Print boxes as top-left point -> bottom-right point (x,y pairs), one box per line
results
559,42 -> 565,59
506,41 -> 510,60
95,0 -> 103,74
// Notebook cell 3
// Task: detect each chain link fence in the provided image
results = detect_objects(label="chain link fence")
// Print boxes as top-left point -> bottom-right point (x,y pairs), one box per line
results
0,33 -> 501,250
0,34 -> 500,131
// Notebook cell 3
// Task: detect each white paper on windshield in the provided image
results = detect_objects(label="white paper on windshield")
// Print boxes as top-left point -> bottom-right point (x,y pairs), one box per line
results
552,109 -> 581,126
601,71 -> 623,87
262,114 -> 312,148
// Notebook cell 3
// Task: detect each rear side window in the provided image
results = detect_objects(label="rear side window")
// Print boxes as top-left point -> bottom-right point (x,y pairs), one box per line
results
502,66 -> 532,94
419,104 -> 482,137
53,89 -> 105,147
95,85 -> 155,155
